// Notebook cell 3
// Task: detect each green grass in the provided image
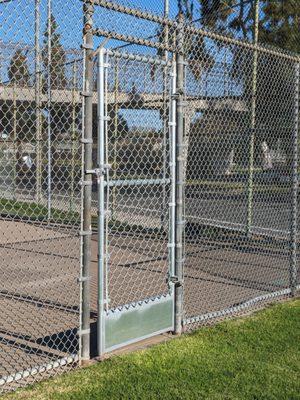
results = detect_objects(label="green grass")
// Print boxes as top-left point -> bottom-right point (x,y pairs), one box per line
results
0,198 -> 80,225
4,300 -> 300,400
0,198 -> 165,237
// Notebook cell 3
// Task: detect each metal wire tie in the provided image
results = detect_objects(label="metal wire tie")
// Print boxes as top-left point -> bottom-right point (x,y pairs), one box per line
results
80,91 -> 93,97
81,138 -> 93,144
77,276 -> 91,283
78,328 -> 90,336
177,143 -> 188,148
178,100 -> 188,107
80,230 -> 92,236
98,60 -> 111,68
81,43 -> 94,50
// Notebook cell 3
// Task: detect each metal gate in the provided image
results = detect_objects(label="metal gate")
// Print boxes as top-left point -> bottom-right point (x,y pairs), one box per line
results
96,48 -> 176,355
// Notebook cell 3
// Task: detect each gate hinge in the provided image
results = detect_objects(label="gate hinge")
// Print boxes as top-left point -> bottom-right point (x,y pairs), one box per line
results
98,62 -> 110,69
171,93 -> 180,99
169,275 -> 183,286
81,180 -> 93,186
98,115 -> 111,122
86,165 -> 111,175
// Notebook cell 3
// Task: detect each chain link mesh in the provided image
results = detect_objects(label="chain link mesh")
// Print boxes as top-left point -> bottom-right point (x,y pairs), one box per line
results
98,51 -> 172,310
183,36 -> 298,324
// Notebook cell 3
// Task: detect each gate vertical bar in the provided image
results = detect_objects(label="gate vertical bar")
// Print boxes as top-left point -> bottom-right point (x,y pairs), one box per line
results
47,0 -> 52,220
246,0 -> 259,236
174,14 -> 185,335
80,0 -> 94,362
35,0 -> 42,203
169,60 -> 177,290
111,60 -> 118,220
169,60 -> 176,293
290,61 -> 299,297
97,48 -> 106,357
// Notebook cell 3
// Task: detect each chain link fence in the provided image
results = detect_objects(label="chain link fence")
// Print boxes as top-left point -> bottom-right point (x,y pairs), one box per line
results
0,0 -> 83,392
0,0 -> 299,393
183,35 -> 299,326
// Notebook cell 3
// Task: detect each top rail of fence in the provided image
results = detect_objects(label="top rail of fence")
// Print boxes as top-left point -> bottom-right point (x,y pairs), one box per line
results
87,0 -> 300,62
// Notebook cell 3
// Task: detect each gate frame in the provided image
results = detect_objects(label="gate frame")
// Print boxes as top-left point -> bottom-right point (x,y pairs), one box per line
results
96,47 -> 178,356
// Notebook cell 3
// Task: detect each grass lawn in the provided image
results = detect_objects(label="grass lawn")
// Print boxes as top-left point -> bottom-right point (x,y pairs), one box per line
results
3,299 -> 300,400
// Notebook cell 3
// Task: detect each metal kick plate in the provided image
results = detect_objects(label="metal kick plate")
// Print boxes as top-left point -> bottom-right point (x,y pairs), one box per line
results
105,294 -> 174,352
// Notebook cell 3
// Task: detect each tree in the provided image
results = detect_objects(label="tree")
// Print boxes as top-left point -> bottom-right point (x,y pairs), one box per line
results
187,109 -> 248,180
42,13 -> 67,89
8,50 -> 30,87
259,0 -> 300,53
8,49 -> 35,185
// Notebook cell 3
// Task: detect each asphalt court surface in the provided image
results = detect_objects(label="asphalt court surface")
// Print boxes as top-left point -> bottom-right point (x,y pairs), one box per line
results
0,219 -> 298,382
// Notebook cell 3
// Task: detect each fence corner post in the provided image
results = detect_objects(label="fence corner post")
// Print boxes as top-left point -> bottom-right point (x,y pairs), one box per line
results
80,0 -> 94,363
289,61 -> 300,297
174,13 -> 185,335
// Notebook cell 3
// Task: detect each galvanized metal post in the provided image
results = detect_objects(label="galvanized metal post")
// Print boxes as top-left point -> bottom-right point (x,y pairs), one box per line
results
47,0 -> 52,220
246,0 -> 259,236
174,14 -> 185,335
70,61 -> 77,213
290,62 -> 299,297
80,0 -> 94,363
35,0 -> 42,203
97,48 -> 106,357
160,0 -> 169,229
